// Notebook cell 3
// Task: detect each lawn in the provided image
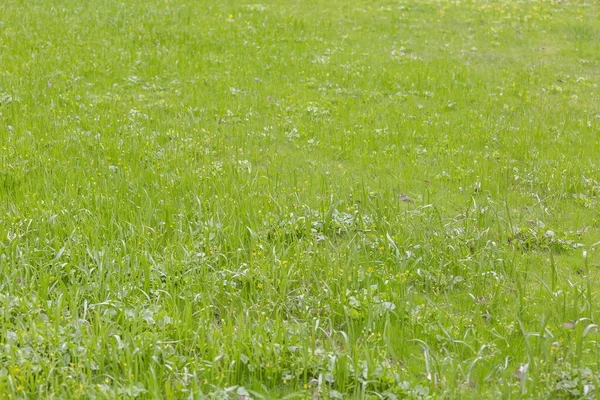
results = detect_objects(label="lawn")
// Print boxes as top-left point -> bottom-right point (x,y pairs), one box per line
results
1,0 -> 599,398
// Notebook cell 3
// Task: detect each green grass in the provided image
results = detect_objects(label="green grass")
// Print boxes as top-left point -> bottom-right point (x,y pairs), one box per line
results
1,0 -> 599,398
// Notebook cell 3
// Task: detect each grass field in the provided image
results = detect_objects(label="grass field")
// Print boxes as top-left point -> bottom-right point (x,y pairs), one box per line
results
1,0 -> 599,398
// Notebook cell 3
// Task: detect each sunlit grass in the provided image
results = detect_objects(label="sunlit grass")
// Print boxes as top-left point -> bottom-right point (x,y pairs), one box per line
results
1,0 -> 599,398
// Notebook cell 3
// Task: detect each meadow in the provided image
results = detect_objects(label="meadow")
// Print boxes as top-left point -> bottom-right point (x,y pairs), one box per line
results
1,0 -> 599,398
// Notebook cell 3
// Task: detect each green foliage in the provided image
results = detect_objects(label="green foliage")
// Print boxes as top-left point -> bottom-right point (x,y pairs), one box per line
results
549,364 -> 600,399
0,0 -> 599,398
